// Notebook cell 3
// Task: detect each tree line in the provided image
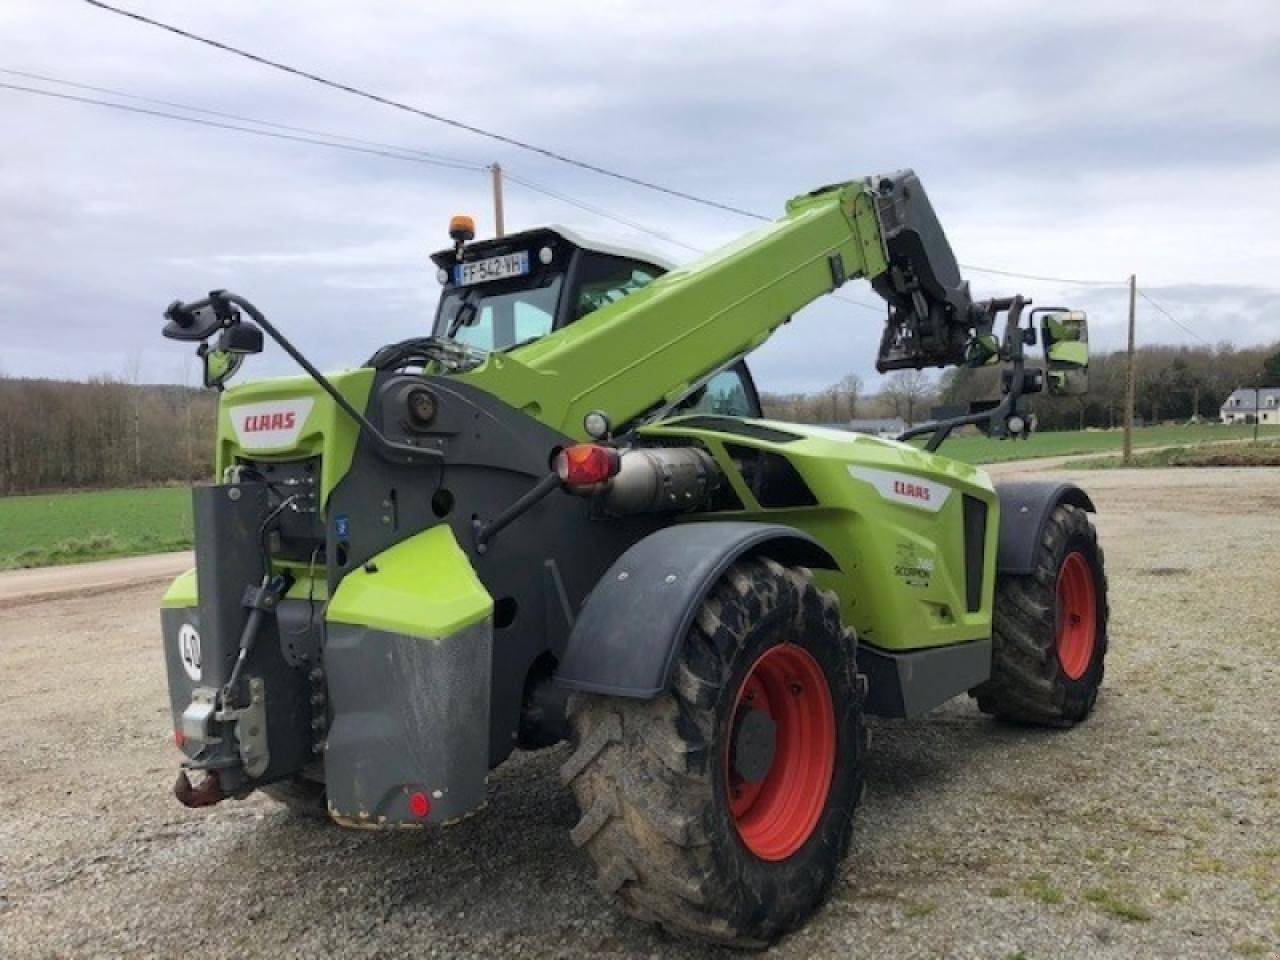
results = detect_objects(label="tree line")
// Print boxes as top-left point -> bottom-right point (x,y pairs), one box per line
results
2,339 -> 1276,495
763,341 -> 1280,430
0,376 -> 217,495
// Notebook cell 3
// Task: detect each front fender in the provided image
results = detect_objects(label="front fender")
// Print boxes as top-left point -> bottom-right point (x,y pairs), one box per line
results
994,481 -> 1096,576
555,521 -> 837,699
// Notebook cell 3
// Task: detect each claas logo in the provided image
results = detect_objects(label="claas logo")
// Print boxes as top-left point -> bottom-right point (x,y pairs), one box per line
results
892,479 -> 931,501
243,411 -> 296,432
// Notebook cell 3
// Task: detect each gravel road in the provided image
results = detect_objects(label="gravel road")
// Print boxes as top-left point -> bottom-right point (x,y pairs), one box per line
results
0,551 -> 191,609
2,467 -> 1277,959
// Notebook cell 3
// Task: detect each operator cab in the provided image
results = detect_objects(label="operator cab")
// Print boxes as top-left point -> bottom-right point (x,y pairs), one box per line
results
429,224 -> 761,418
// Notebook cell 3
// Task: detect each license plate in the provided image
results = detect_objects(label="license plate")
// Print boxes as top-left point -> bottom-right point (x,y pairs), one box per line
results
452,251 -> 530,286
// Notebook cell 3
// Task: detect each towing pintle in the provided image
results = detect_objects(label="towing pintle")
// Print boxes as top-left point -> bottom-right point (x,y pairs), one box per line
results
174,769 -> 224,808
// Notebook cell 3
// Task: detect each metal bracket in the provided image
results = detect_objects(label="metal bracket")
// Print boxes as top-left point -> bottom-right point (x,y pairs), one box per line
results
181,687 -> 221,747
218,677 -> 270,779
828,251 -> 847,289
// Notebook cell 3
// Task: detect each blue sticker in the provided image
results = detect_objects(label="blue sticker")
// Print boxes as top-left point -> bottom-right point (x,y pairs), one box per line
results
334,514 -> 350,538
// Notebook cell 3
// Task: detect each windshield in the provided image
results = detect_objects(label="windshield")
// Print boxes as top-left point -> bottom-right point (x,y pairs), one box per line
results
435,274 -> 562,352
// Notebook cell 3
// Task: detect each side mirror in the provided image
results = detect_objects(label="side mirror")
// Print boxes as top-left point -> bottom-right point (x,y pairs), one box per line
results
1042,310 -> 1089,396
198,322 -> 263,390
220,322 -> 264,356
199,343 -> 242,389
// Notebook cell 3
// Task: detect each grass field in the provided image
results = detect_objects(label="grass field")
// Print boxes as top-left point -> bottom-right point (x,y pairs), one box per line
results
1,424 -> 1277,570
0,486 -> 192,570
1074,438 -> 1280,469
923,422 -> 1280,464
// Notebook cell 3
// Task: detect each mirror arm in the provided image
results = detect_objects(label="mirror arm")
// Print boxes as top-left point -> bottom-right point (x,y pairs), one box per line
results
898,394 -> 1015,453
216,292 -> 443,464
177,291 -> 443,464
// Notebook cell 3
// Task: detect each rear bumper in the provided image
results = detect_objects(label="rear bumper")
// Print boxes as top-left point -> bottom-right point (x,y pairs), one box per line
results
159,514 -> 495,827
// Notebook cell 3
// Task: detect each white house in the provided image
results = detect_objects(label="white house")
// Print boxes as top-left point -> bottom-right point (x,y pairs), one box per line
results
1220,387 -> 1280,424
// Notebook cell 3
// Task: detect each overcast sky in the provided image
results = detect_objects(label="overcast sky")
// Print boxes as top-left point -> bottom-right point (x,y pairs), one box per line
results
1,0 -> 1278,393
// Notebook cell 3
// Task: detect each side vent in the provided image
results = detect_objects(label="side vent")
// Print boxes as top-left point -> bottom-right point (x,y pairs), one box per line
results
962,494 -> 988,612
724,444 -> 818,509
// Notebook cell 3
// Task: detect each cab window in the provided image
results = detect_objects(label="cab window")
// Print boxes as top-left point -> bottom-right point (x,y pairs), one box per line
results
682,366 -> 760,418
436,273 -> 561,351
575,253 -> 660,321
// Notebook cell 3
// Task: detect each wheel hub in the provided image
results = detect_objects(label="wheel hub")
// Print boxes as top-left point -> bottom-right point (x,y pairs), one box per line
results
724,644 -> 836,862
730,708 -> 777,783
1055,551 -> 1098,680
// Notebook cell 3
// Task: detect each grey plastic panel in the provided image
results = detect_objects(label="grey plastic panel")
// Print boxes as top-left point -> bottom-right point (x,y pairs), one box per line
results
994,481 -> 1096,575
858,638 -> 992,718
555,522 -> 837,699
323,619 -> 493,826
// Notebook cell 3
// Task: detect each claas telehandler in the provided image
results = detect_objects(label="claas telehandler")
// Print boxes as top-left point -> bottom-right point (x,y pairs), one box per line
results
158,170 -> 1107,946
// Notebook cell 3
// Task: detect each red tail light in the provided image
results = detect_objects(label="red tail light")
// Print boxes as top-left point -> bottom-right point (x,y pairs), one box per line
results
554,444 -> 621,487
409,791 -> 431,818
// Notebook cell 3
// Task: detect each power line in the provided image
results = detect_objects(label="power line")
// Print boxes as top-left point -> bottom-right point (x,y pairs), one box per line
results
0,80 -> 488,172
78,2 -> 1137,291
78,1 -> 1159,293
80,0 -> 770,222
1,67 -> 905,316
7,64 -> 701,258
502,172 -> 705,254
0,67 -> 483,169
1138,289 -> 1211,346
0,74 -> 705,263
506,172 -> 883,312
958,262 -> 1127,287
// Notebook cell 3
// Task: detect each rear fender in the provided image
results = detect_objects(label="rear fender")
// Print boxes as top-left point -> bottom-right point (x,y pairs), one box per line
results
994,481 -> 1096,575
555,522 -> 838,699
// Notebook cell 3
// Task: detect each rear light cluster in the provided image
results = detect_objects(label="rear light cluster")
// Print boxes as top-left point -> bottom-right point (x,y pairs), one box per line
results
409,791 -> 432,818
554,443 -> 621,488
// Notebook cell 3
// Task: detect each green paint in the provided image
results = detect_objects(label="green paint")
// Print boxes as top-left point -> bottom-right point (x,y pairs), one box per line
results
457,182 -> 888,438
159,567 -> 324,608
215,368 -> 374,506
160,568 -> 198,609
642,417 -> 998,652
1048,340 -> 1089,367
326,524 -> 493,638
202,347 -> 238,389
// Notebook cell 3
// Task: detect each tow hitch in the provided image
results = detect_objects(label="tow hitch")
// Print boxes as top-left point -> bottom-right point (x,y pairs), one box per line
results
174,769 -> 224,808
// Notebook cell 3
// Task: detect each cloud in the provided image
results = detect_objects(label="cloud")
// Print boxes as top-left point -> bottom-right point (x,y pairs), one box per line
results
0,0 -> 1278,391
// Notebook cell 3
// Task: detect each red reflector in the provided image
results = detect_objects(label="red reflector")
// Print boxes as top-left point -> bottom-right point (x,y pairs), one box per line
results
409,791 -> 431,818
174,729 -> 186,748
554,444 -> 620,487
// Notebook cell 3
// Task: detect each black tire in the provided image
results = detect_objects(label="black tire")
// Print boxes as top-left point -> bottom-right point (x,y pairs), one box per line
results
261,777 -> 329,819
974,503 -> 1109,726
561,557 -> 866,947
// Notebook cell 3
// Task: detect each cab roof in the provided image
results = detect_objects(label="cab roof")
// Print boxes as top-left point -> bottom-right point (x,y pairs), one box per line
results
430,223 -> 681,273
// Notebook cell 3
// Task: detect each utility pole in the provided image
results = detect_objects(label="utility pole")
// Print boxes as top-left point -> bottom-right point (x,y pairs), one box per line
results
1123,274 -> 1137,464
491,162 -> 505,238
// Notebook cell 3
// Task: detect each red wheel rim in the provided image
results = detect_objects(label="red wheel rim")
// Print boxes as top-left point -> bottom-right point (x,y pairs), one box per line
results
1056,551 -> 1097,680
724,645 -> 836,861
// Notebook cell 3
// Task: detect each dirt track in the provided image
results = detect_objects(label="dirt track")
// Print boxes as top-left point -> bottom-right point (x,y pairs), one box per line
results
2,467 -> 1278,959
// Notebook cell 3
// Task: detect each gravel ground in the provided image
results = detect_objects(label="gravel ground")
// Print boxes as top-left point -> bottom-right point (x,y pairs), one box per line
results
1,466 -> 1277,959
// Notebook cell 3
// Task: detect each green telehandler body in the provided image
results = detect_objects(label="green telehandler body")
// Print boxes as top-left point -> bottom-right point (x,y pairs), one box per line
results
158,170 -> 1108,945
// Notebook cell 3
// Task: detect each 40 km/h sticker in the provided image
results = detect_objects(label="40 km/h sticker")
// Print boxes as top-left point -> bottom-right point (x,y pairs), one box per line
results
178,624 -> 202,682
